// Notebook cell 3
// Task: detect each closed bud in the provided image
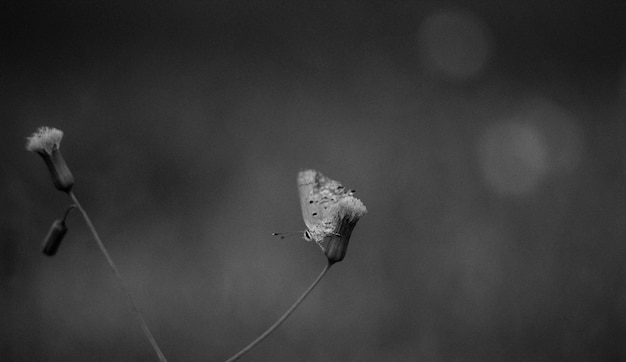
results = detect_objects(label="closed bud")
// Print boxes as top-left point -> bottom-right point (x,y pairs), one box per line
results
323,196 -> 367,264
42,219 -> 68,256
26,127 -> 74,192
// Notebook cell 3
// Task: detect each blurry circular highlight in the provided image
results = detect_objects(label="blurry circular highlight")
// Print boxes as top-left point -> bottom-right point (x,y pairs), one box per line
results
417,9 -> 493,81
479,121 -> 548,195
478,99 -> 584,196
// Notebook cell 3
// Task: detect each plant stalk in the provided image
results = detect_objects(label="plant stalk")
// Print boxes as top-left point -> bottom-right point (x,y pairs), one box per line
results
225,261 -> 332,362
68,191 -> 167,362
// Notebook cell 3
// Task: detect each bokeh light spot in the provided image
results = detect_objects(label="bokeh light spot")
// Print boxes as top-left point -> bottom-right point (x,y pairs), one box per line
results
478,99 -> 584,196
417,9 -> 493,81
478,121 -> 548,195
520,99 -> 584,174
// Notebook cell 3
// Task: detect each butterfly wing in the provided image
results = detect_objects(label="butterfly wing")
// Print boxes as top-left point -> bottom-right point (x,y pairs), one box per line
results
297,169 -> 354,242
297,170 -> 322,232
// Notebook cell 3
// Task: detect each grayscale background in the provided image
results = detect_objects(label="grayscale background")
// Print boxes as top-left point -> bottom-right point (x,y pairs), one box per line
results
3,2 -> 626,361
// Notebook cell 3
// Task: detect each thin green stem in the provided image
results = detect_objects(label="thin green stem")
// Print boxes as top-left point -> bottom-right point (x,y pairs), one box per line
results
225,261 -> 332,362
68,191 -> 167,362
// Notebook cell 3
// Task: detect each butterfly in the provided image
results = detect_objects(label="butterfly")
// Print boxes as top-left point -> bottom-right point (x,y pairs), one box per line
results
296,169 -> 355,244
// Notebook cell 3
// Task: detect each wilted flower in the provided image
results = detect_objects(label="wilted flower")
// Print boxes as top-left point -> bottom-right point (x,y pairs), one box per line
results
323,196 -> 367,264
26,127 -> 74,192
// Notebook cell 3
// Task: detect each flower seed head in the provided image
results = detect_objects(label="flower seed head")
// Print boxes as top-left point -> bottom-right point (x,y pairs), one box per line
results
26,127 -> 64,155
26,127 -> 74,192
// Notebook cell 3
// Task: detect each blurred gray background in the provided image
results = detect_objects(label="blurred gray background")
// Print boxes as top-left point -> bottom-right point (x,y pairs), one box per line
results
3,2 -> 626,361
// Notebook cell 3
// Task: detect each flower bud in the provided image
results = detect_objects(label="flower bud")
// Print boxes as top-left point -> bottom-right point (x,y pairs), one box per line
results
323,196 -> 367,264
42,219 -> 68,256
26,127 -> 74,192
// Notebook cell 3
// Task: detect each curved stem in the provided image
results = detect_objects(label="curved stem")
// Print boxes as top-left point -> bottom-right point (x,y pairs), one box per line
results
225,262 -> 332,362
68,191 -> 167,362
61,204 -> 76,222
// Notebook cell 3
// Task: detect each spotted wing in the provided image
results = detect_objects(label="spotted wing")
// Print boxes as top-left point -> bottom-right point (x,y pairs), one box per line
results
297,169 -> 354,241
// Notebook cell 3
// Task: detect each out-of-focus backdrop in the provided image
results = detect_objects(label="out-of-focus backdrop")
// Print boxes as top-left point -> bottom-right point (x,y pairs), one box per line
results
3,2 -> 626,361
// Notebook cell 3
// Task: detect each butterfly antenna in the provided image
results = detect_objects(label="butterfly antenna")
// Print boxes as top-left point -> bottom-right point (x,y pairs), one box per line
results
272,231 -> 303,239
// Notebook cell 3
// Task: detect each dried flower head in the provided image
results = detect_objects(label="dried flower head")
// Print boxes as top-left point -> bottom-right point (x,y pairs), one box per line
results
26,127 -> 74,192
26,127 -> 64,155
323,195 -> 367,264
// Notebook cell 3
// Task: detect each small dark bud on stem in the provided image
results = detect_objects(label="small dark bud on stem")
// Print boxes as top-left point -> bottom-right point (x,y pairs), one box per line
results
41,205 -> 75,257
42,219 -> 68,256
